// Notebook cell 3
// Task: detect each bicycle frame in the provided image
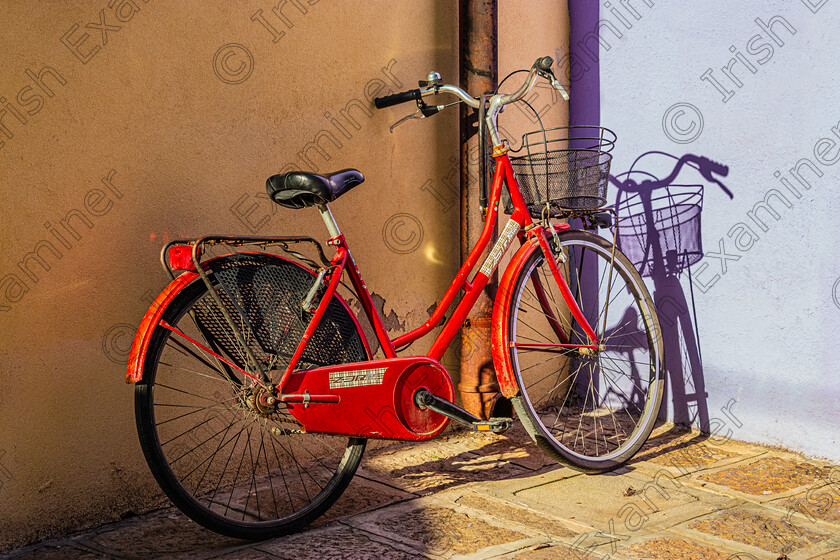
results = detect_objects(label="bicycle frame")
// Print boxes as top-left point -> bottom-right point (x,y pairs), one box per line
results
275,149 -> 601,393
126,57 -> 670,539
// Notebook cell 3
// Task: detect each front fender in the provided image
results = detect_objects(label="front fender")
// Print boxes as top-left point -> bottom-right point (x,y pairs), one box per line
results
491,224 -> 570,397
491,240 -> 539,398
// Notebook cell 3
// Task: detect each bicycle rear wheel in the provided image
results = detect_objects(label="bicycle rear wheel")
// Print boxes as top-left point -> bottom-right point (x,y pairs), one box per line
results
135,255 -> 368,539
506,231 -> 664,472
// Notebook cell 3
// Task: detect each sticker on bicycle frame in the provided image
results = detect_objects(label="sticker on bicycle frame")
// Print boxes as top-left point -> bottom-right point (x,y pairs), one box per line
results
329,367 -> 387,389
479,219 -> 520,277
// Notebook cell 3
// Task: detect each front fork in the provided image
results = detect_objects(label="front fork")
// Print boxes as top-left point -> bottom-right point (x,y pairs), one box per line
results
530,225 -> 600,350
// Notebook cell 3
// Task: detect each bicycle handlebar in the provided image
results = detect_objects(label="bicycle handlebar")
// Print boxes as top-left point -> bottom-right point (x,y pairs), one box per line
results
373,56 -> 565,113
374,56 -> 568,145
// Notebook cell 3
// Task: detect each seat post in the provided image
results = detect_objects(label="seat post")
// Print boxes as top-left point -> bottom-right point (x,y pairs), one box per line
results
317,204 -> 342,238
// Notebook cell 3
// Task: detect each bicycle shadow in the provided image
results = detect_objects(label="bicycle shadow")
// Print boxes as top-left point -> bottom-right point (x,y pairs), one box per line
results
360,423 -> 561,494
608,151 -> 734,435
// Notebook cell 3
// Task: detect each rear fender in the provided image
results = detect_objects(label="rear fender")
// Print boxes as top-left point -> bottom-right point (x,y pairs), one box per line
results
126,271 -> 197,383
126,253 -> 370,383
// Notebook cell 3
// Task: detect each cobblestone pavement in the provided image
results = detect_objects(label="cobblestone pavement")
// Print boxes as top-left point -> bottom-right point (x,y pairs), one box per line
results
2,423 -> 839,559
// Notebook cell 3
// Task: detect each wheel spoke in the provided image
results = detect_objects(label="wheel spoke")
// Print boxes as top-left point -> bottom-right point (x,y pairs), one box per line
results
509,233 -> 662,468
136,263 -> 368,537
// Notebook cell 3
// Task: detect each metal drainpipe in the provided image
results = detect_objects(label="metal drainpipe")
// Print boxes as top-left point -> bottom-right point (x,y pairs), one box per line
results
458,0 -> 504,421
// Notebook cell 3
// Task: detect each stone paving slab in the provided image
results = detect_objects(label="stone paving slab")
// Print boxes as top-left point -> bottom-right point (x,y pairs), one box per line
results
206,548 -> 283,559
458,424 -> 560,473
668,502 -> 840,559
3,424 -> 840,560
453,492 -> 578,538
619,535 -> 745,560
77,510 -> 244,560
628,425 -> 773,483
0,545 -> 118,560
504,542 -> 593,559
340,495 -> 544,559
254,524 -> 424,560
506,469 -> 701,527
568,527 -> 759,560
694,456 -> 838,504
769,480 -> 840,526
632,439 -> 761,479
315,474 -> 418,526
358,429 -> 539,496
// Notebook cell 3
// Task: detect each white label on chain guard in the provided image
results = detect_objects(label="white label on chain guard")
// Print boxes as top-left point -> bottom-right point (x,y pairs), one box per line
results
329,367 -> 387,389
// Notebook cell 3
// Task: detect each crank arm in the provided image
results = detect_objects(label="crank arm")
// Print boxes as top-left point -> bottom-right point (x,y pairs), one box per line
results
414,389 -> 511,433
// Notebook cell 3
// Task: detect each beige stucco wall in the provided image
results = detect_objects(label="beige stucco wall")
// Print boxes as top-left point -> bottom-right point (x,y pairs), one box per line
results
0,0 -> 566,549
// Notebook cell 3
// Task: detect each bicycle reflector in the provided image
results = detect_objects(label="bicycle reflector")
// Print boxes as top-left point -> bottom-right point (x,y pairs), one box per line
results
168,245 -> 200,271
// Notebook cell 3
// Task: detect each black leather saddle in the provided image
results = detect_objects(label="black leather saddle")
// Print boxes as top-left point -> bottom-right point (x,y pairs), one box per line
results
265,169 -> 364,209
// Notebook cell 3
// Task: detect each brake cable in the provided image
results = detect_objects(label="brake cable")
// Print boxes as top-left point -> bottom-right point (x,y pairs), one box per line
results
478,93 -> 489,218
388,100 -> 462,133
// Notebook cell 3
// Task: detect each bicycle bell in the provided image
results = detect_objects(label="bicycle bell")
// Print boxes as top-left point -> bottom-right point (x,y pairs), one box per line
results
419,71 -> 442,87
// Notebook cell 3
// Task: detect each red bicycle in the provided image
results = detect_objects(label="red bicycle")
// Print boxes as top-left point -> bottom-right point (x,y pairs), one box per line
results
127,56 -> 664,539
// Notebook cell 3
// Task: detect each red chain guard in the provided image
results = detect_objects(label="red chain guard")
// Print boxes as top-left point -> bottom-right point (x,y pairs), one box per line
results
281,357 -> 454,441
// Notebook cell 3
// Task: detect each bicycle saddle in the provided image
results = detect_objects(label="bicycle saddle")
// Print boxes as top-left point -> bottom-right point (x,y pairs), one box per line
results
266,169 -> 364,209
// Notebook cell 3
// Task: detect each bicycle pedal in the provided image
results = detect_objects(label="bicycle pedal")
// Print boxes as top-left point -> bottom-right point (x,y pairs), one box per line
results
471,417 -> 512,433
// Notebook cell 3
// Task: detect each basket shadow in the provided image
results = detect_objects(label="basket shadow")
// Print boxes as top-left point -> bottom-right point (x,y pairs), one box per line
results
609,151 -> 734,434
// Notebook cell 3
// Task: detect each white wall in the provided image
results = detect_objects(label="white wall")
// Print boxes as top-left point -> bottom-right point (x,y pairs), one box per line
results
596,0 -> 839,460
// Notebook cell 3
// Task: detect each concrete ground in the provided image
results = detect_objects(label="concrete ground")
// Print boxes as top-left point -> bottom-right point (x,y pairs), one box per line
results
2,423 -> 839,560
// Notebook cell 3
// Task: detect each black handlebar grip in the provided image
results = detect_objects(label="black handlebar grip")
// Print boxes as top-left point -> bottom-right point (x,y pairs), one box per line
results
374,89 -> 421,109
536,56 -> 554,71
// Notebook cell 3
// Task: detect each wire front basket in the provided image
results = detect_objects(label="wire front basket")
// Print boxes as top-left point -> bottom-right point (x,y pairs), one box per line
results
505,126 -> 616,216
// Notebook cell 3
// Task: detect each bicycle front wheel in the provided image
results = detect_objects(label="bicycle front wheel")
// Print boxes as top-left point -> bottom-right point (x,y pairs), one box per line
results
135,255 -> 368,539
506,231 -> 664,472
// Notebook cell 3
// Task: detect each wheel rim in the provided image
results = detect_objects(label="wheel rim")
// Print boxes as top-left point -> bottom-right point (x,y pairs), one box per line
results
510,236 -> 663,463
138,271 -> 365,532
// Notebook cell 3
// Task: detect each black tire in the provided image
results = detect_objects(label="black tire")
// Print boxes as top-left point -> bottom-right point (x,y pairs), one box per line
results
507,231 -> 664,472
135,256 -> 367,539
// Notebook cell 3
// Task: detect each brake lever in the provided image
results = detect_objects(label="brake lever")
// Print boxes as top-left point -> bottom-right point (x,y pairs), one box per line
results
389,109 -> 426,133
539,70 -> 570,101
388,99 -> 458,133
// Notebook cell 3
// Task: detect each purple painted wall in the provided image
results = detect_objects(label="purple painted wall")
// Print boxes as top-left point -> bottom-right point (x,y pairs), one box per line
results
568,0 -> 600,128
